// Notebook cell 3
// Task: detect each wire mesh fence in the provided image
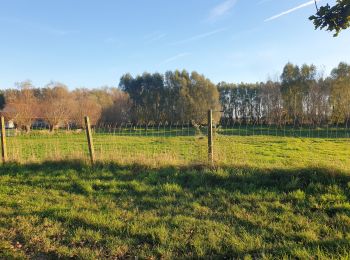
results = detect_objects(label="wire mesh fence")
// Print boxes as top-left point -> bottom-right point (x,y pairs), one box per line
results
0,115 -> 349,171
6,128 -> 89,163
92,122 -> 207,165
216,120 -> 350,138
213,118 -> 350,171
2,120 -> 208,166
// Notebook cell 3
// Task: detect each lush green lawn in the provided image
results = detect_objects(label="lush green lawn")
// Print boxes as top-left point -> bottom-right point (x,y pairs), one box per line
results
1,131 -> 349,258
4,131 -> 350,172
1,162 -> 350,259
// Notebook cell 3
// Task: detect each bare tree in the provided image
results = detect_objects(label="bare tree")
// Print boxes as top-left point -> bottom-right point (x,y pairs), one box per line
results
4,81 -> 39,132
71,89 -> 102,127
41,82 -> 74,131
100,90 -> 131,124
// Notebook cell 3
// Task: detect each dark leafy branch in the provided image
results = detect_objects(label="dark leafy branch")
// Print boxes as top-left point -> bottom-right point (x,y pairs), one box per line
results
309,0 -> 350,36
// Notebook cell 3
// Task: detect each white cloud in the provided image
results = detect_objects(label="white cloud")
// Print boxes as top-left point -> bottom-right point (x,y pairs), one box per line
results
209,0 -> 238,20
160,53 -> 191,65
171,28 -> 227,45
265,0 -> 322,22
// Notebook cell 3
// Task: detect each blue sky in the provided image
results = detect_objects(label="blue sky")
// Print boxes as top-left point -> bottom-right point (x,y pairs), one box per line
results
0,0 -> 349,89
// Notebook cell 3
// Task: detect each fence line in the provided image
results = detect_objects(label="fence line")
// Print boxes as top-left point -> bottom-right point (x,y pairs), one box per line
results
0,116 -> 348,171
0,117 -> 7,163
84,116 -> 95,165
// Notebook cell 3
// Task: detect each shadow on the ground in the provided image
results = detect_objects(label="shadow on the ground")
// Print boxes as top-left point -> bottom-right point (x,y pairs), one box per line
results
1,160 -> 349,190
1,160 -> 350,258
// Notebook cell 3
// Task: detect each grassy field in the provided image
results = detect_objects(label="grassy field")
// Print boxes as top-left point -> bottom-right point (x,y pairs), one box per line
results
1,130 -> 349,258
3,132 -> 349,175
3,128 -> 350,171
1,162 -> 350,258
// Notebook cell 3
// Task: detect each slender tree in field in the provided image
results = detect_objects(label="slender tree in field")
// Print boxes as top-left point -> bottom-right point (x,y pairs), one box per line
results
310,0 -> 350,36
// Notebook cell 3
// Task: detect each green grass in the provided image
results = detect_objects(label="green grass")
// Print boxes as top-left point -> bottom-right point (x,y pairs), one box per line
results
4,131 -> 350,173
1,130 -> 349,258
1,162 -> 350,258
217,125 -> 350,138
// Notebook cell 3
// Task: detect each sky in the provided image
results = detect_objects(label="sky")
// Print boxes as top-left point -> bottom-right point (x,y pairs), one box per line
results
0,0 -> 349,89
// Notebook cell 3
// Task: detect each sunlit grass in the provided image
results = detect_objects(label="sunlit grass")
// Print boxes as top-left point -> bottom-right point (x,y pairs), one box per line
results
4,131 -> 350,172
1,130 -> 349,258
1,162 -> 350,258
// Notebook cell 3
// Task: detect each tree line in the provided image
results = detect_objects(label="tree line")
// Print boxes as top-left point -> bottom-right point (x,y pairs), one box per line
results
0,83 -> 130,131
0,62 -> 349,131
219,62 -> 350,127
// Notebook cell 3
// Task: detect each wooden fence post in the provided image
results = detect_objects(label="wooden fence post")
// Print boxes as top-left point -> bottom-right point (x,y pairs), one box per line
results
208,110 -> 214,165
0,116 -> 7,163
84,116 -> 95,165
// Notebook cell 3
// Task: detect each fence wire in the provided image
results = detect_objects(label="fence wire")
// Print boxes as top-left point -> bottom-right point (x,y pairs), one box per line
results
6,128 -> 88,163
1,118 -> 349,172
213,120 -> 350,171
92,122 -> 207,165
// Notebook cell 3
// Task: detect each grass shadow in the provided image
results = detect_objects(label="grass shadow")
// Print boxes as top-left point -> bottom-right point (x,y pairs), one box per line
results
1,160 -> 350,258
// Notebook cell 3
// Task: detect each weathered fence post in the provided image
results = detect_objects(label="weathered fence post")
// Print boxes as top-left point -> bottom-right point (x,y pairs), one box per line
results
0,116 -> 7,163
208,109 -> 214,165
84,116 -> 95,165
